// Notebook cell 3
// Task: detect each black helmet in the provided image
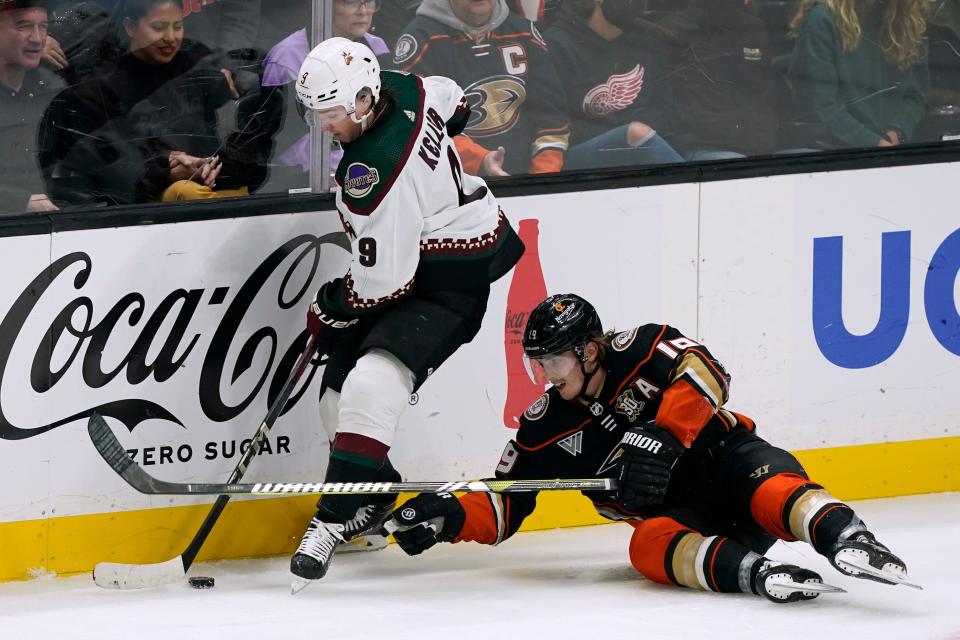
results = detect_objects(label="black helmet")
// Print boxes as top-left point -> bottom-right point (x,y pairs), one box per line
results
522,294 -> 603,359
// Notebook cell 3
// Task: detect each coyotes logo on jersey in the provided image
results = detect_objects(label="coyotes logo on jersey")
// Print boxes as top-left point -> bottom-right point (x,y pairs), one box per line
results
582,64 -> 645,118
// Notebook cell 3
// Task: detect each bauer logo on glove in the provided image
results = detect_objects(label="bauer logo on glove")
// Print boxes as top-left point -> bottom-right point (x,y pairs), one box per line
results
305,280 -> 361,357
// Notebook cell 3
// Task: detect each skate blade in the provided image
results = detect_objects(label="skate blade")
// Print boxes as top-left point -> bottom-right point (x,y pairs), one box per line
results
768,579 -> 846,594
835,556 -> 924,590
290,576 -> 313,596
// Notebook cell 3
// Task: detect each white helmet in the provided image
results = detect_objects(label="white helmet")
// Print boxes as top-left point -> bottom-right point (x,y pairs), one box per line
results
296,37 -> 381,124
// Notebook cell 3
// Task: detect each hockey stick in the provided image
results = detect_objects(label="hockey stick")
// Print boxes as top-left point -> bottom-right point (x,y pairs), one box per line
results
92,335 -> 321,589
89,413 -> 616,496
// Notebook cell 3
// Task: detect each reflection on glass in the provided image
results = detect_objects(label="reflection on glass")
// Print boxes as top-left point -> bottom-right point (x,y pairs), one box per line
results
658,0 -> 779,160
785,0 -> 930,150
39,0 -> 280,206
545,0 -> 684,170
926,0 -> 960,141
263,0 -> 391,182
2,0 -> 958,213
392,0 -> 570,176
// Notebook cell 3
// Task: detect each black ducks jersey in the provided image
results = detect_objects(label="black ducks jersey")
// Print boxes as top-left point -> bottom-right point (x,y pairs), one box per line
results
454,323 -> 756,545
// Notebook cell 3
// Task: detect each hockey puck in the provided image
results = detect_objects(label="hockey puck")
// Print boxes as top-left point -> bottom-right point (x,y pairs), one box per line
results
188,576 -> 215,589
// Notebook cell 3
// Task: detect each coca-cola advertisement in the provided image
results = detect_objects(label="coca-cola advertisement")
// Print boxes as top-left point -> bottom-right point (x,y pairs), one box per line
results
0,215 -> 354,518
502,219 -> 548,428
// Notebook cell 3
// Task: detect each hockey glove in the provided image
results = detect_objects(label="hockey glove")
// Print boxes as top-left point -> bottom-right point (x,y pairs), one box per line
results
616,422 -> 684,510
306,280 -> 358,352
387,493 -> 466,556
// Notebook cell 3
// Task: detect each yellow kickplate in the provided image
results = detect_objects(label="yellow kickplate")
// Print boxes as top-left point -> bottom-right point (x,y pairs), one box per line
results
2,435 -> 957,582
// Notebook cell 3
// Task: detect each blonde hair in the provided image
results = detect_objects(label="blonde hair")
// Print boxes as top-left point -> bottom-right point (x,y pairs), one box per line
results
591,331 -> 618,363
789,0 -> 928,71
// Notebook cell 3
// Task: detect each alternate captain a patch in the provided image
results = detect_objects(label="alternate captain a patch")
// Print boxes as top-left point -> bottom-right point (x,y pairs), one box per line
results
344,163 -> 380,198
523,393 -> 549,421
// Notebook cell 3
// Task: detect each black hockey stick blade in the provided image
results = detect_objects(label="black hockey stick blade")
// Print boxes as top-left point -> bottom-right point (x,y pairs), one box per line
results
89,412 -> 188,495
91,336 -> 323,589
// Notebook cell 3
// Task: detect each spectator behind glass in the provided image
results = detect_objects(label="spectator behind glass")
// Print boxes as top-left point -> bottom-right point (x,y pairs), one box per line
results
394,0 -> 570,176
656,0 -> 779,160
924,0 -> 960,139
544,0 -> 683,170
41,1 -> 261,93
173,0 -> 262,97
176,0 -> 261,59
373,0 -> 544,50
372,0 -> 420,49
262,0 -> 391,175
0,0 -> 62,213
785,0 -> 930,149
40,0 -> 259,205
42,1 -> 118,85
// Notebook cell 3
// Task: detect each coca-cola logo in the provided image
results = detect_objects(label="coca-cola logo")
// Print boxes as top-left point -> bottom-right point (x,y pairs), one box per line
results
505,310 -> 529,336
0,232 -> 350,441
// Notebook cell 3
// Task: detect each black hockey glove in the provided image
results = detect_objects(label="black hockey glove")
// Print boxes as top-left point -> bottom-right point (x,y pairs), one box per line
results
616,422 -> 684,510
387,493 -> 466,556
306,280 -> 358,353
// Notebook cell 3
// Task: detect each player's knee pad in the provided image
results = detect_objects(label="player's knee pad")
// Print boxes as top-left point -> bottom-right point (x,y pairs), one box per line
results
337,349 -> 415,448
318,388 -> 341,444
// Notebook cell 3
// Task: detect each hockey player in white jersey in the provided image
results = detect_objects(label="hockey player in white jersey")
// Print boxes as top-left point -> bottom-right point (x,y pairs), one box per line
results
289,37 -> 524,590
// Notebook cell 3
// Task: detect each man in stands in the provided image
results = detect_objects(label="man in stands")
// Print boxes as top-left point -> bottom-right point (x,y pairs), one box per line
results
0,0 -> 61,213
393,0 -> 570,176
543,0 -> 684,170
656,0 -> 780,160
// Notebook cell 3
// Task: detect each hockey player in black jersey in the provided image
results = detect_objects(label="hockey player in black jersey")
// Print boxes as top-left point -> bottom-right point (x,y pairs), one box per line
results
387,294 -> 920,603
288,37 -> 523,591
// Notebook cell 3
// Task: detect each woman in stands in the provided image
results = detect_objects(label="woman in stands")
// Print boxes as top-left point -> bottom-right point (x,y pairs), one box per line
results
41,0 -> 263,205
786,0 -> 930,150
262,0 -> 392,176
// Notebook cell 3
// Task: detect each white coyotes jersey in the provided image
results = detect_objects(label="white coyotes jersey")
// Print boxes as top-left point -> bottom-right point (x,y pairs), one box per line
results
333,71 -> 501,312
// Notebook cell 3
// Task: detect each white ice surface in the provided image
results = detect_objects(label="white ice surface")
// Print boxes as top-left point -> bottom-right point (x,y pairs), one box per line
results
1,493 -> 958,640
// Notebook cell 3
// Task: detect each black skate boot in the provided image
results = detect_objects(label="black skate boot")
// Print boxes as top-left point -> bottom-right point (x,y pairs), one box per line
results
342,498 -> 397,539
290,512 -> 346,591
754,562 -> 845,603
830,531 -> 921,589
338,459 -> 401,553
289,499 -> 398,593
338,497 -> 397,553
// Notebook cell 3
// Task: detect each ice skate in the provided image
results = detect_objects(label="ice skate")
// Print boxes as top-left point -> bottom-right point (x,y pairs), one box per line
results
337,500 -> 396,554
290,516 -> 346,593
831,532 -> 922,589
342,499 -> 396,539
290,500 -> 397,593
755,562 -> 845,603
